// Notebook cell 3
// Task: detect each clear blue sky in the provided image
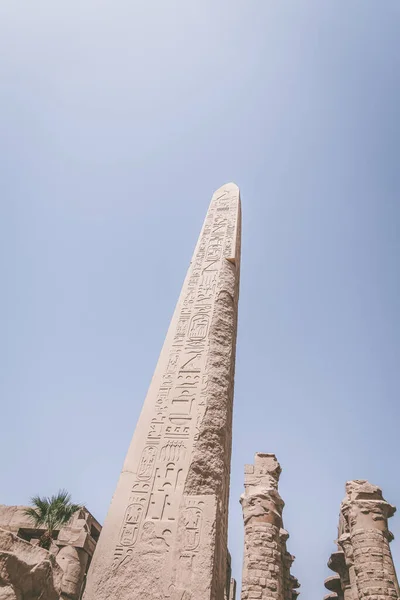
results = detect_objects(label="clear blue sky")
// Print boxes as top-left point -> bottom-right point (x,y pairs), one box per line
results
1,2 -> 400,598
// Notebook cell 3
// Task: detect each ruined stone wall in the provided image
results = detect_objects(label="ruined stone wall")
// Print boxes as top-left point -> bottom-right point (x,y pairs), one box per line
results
0,528 -> 63,600
240,454 -> 299,600
0,507 -> 101,600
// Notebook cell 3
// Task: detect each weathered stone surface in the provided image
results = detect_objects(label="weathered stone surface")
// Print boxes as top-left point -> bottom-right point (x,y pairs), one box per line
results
0,506 -> 34,534
57,545 -> 89,600
325,575 -> 342,593
229,578 -> 237,600
83,184 -> 241,600
57,508 -> 100,559
327,480 -> 400,600
0,527 -> 63,600
240,454 -> 299,600
0,507 -> 101,600
0,506 -> 100,557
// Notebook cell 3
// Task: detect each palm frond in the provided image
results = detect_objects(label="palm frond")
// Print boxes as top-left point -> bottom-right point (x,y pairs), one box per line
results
29,495 -> 50,517
51,489 -> 71,505
23,506 -> 43,527
24,490 -> 82,534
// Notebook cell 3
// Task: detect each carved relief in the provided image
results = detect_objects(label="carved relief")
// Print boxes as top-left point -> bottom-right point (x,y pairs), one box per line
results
176,372 -> 200,390
155,390 -> 169,418
179,352 -> 202,373
120,502 -> 145,546
174,317 -> 190,341
165,420 -> 191,439
141,522 -> 172,552
130,482 -> 150,499
206,237 -> 223,261
183,506 -> 202,551
147,492 -> 173,521
188,314 -> 210,341
120,522 -> 138,546
171,390 -> 195,415
137,446 -> 157,479
241,490 -> 283,527
179,553 -> 194,569
198,272 -> 218,300
160,441 -> 186,463
99,189 -> 241,599
183,289 -> 196,308
166,352 -> 180,374
148,418 -> 165,442
146,463 -> 184,522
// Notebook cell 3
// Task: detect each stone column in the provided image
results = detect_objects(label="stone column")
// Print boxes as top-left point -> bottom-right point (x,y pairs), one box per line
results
83,184 -> 241,600
240,454 -> 299,600
229,578 -> 237,600
339,480 -> 399,600
327,481 -> 400,600
324,574 -> 343,600
327,551 -> 352,600
280,531 -> 299,600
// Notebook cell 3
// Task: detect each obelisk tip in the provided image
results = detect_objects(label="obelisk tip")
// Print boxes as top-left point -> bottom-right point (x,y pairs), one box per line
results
211,183 -> 240,203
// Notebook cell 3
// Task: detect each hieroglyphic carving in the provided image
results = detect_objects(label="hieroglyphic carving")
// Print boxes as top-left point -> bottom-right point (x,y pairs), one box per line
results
137,446 -> 157,479
120,499 -> 145,546
164,496 -> 207,599
160,441 -> 187,463
112,191 -> 237,561
183,504 -> 203,551
84,185 -> 241,600
141,522 -> 172,552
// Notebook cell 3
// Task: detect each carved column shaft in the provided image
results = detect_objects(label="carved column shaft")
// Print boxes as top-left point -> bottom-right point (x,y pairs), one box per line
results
339,481 -> 399,600
241,521 -> 283,600
240,454 -> 299,600
351,529 -> 397,600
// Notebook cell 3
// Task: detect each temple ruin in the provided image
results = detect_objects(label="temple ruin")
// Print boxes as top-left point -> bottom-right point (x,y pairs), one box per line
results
0,505 -> 101,599
0,184 -> 398,600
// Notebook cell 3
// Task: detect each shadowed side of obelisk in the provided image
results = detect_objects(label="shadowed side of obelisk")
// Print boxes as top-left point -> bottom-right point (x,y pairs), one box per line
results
83,183 -> 241,600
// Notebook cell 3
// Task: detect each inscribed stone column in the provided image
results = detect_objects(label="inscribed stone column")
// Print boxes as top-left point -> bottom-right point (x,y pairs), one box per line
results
339,480 -> 399,600
240,454 -> 299,600
327,481 -> 400,600
83,183 -> 241,600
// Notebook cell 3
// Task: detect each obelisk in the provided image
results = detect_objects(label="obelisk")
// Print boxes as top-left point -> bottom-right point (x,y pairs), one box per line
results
83,184 -> 241,600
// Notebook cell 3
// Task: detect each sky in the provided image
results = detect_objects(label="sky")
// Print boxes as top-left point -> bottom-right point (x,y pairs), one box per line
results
1,1 -> 400,598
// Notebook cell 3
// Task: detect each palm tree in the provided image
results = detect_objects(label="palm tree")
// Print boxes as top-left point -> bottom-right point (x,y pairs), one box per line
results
24,489 -> 82,550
